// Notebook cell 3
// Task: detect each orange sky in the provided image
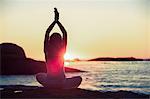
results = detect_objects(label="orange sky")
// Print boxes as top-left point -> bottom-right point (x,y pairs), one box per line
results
0,0 -> 150,60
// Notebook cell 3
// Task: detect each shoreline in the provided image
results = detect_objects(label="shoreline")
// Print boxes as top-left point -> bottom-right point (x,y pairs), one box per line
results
1,85 -> 149,98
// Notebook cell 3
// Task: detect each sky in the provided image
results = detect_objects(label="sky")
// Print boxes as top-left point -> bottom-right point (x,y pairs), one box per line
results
0,0 -> 150,60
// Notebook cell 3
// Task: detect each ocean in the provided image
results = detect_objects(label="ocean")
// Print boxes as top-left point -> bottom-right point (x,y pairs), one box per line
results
0,61 -> 150,95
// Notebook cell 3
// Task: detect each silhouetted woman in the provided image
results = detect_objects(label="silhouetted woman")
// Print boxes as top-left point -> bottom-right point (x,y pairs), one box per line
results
36,8 -> 82,89
44,11 -> 67,81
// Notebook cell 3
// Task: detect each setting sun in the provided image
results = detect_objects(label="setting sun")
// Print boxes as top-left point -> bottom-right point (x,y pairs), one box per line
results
64,53 -> 76,60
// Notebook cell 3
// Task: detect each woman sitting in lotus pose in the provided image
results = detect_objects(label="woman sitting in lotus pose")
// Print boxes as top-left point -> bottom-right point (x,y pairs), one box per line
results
36,8 -> 82,89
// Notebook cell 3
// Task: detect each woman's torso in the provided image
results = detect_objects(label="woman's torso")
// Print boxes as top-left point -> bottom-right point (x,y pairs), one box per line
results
45,42 -> 66,80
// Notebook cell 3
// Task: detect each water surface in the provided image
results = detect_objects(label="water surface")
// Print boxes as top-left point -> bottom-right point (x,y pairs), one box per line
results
0,61 -> 150,94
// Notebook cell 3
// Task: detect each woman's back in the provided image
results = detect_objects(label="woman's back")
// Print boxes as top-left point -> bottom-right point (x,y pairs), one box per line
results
45,34 -> 66,80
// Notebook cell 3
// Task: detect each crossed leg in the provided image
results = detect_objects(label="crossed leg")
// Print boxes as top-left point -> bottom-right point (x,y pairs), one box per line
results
36,73 -> 82,89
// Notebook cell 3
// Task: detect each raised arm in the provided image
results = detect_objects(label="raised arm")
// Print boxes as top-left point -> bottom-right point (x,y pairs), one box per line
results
57,21 -> 67,47
54,8 -> 67,47
44,21 -> 56,53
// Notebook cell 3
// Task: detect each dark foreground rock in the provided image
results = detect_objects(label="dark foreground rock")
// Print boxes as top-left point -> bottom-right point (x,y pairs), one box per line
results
0,85 -> 149,99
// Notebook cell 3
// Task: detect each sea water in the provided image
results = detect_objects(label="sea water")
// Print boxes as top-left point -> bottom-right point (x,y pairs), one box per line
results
0,61 -> 150,95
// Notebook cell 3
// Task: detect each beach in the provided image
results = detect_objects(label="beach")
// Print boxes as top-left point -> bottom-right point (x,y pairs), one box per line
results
1,85 -> 149,98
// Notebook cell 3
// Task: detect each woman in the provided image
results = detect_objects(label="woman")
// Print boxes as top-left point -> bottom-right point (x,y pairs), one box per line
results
36,8 -> 82,89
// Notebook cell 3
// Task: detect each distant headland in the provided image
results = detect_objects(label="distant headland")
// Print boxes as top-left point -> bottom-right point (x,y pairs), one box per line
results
88,57 -> 150,61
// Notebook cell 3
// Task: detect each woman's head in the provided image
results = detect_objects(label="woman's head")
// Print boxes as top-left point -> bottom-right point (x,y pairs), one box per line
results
49,33 -> 62,45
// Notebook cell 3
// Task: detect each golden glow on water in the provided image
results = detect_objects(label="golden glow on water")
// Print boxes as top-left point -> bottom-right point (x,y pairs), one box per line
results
64,61 -> 69,66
